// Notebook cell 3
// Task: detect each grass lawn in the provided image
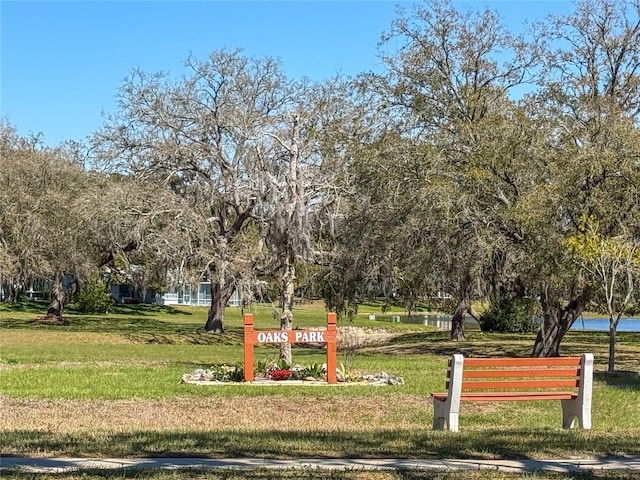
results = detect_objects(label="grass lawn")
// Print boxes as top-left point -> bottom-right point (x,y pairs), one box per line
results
1,301 -> 639,480
0,469 -> 636,480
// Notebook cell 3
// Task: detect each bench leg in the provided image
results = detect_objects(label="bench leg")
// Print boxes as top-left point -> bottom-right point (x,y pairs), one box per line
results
561,398 -> 591,429
433,398 -> 459,432
561,354 -> 593,430
433,354 -> 464,432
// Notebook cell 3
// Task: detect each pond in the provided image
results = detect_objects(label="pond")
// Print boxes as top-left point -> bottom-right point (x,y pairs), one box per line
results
571,317 -> 640,332
378,314 -> 640,332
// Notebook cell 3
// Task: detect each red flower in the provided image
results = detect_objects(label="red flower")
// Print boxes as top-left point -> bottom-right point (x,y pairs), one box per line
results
270,369 -> 292,381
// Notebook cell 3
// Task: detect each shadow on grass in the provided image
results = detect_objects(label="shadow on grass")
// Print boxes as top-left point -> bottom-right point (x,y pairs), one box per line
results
95,304 -> 191,317
0,315 -> 245,345
376,332 -> 538,358
381,331 -> 640,351
0,299 -> 49,314
0,301 -> 190,317
2,428 -> 639,461
598,370 -> 640,390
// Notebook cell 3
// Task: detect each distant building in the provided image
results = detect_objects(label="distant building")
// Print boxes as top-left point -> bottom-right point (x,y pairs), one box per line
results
158,281 -> 241,307
109,283 -> 156,304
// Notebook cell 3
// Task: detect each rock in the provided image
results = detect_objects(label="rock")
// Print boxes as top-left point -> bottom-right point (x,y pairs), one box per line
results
361,371 -> 404,385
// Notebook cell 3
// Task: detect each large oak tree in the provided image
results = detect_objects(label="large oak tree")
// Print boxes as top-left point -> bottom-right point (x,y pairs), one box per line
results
352,0 -> 541,340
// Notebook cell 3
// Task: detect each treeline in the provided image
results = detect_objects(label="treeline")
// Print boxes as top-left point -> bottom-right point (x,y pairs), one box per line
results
1,0 -> 638,366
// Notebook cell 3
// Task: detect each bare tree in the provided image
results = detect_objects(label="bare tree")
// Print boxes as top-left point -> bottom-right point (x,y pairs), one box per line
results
94,51 -> 350,344
94,50 -> 301,331
252,78 -> 355,363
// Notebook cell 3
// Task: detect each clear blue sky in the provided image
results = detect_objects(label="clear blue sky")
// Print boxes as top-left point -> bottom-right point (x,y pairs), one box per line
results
1,1 -> 573,146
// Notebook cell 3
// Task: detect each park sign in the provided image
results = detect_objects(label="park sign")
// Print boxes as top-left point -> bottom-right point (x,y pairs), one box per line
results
243,312 -> 337,383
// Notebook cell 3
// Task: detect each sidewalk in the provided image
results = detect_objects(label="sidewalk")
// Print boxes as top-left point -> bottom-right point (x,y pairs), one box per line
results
2,456 -> 639,474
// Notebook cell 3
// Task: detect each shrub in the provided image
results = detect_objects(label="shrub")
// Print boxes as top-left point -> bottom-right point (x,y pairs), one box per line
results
480,296 -> 536,333
209,364 -> 244,382
301,363 -> 325,379
228,364 -> 244,382
75,280 -> 114,314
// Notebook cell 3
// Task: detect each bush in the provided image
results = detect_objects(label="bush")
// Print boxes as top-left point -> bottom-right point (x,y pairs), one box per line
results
75,280 -> 114,313
480,296 -> 536,333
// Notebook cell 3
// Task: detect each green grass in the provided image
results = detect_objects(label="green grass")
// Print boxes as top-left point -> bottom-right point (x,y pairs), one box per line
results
1,301 -> 639,464
1,469 -> 635,480
0,300 -> 435,334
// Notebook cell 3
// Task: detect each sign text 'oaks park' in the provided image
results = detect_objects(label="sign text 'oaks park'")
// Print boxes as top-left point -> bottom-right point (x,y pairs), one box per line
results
254,329 -> 326,344
243,312 -> 338,384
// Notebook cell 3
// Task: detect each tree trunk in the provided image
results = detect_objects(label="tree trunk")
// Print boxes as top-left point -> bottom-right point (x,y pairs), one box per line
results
279,249 -> 296,365
451,298 -> 467,341
204,280 -> 235,333
2,282 -> 16,302
606,308 -> 627,373
44,273 -> 76,322
531,311 -> 565,358
608,322 -> 617,373
451,271 -> 474,341
532,286 -> 591,357
277,114 -> 300,366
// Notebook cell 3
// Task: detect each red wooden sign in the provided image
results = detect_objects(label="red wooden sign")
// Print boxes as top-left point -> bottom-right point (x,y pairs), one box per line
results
244,312 -> 337,384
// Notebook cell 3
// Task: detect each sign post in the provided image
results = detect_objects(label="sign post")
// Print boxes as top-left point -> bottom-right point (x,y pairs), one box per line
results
244,313 -> 255,382
244,312 -> 338,384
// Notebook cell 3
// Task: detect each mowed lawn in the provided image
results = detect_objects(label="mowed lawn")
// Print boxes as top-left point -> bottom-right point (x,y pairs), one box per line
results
1,301 -> 639,480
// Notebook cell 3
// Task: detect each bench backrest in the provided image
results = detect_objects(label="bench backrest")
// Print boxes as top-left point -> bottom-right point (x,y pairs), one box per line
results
446,355 -> 588,392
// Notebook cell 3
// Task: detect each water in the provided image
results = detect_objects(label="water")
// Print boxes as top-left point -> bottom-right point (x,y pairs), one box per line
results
383,314 -> 640,332
570,318 -> 640,332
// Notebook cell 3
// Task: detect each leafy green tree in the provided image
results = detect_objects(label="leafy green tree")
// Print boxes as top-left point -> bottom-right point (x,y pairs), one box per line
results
351,0 -> 542,340
528,0 -> 640,356
565,218 -> 639,371
0,121 -> 95,320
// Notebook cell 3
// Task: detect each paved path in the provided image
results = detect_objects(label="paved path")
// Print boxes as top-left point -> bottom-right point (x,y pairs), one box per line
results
1,456 -> 639,474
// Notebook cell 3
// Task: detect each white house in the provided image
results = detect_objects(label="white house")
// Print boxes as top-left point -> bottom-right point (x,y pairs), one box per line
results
158,282 -> 241,307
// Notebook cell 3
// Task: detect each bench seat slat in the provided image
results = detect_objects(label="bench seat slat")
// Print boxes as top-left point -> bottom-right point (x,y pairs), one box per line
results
432,391 -> 578,401
461,357 -> 581,367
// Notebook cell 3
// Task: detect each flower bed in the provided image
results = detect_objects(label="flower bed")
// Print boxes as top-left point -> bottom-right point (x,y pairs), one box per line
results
181,362 -> 404,386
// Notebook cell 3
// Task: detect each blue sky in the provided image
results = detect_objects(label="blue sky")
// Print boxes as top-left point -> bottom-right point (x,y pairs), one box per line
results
1,1 -> 574,146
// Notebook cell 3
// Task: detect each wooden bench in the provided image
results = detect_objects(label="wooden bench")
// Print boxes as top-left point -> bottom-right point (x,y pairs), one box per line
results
431,353 -> 594,432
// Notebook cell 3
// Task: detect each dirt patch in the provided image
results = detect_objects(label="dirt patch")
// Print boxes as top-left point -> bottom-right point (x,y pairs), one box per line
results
337,326 -> 399,346
37,315 -> 69,325
0,395 -> 427,435
0,330 -> 133,346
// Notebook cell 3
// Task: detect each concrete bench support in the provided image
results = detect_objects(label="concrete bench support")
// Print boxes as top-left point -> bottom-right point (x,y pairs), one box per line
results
561,353 -> 593,429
